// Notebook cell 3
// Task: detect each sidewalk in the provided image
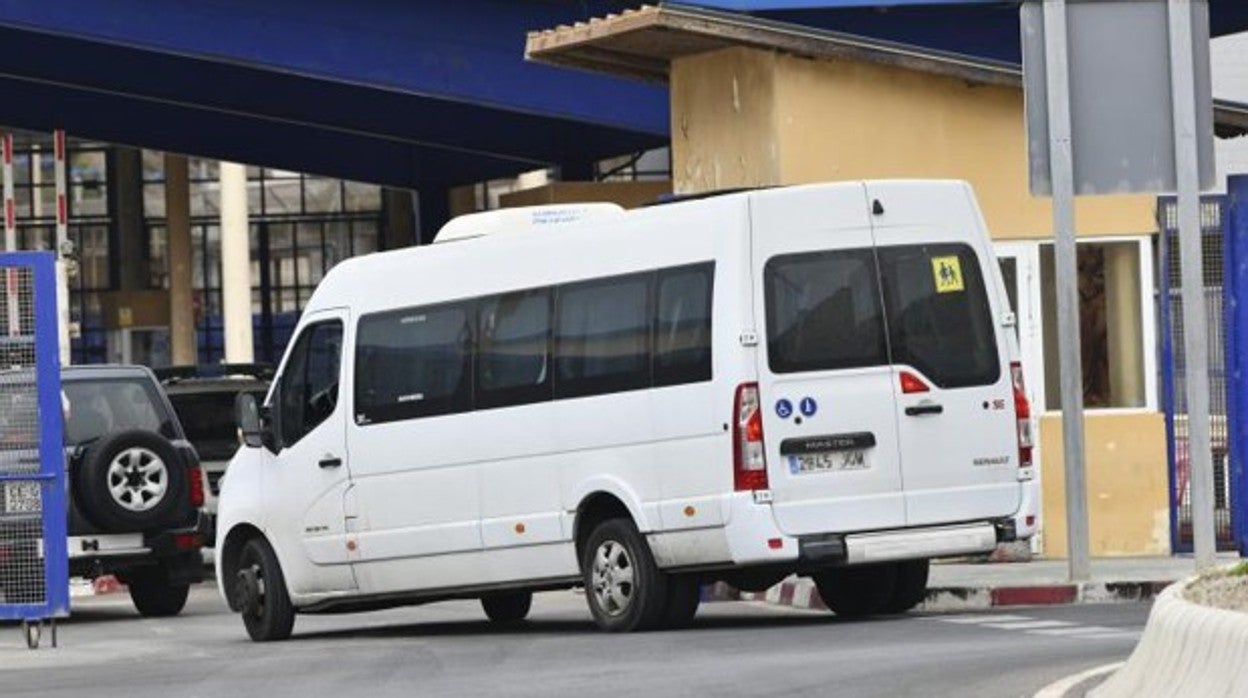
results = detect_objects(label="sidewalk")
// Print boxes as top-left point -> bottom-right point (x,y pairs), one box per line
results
709,554 -> 1243,613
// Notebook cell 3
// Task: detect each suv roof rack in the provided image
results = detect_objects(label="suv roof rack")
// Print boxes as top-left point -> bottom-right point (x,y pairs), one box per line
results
154,363 -> 275,384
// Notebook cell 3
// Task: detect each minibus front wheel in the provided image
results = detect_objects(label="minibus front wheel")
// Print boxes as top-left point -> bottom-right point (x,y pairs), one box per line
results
235,537 -> 295,642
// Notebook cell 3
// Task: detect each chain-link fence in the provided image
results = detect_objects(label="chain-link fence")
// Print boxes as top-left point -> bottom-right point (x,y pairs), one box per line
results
1158,196 -> 1237,552
0,252 -> 68,627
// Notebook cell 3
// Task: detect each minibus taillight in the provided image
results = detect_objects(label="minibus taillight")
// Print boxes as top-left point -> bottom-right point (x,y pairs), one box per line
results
733,382 -> 769,491
1011,362 -> 1033,471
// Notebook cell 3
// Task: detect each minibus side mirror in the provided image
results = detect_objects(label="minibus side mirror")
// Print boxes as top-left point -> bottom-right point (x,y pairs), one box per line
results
235,392 -> 266,450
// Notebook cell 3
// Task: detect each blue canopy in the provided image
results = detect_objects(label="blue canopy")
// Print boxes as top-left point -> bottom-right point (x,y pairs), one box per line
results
683,1 -> 1248,63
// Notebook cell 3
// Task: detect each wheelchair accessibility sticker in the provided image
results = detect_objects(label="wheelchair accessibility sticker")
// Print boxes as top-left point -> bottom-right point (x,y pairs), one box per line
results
775,399 -> 793,419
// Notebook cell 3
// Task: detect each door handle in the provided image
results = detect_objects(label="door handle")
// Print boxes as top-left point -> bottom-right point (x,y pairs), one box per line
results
318,456 -> 343,469
905,404 -> 944,417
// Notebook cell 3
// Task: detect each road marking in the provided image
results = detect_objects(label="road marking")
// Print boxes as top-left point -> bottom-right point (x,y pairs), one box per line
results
1033,662 -> 1124,698
939,613 -> 1033,624
1063,631 -> 1142,642
986,620 -> 1075,630
1028,625 -> 1127,637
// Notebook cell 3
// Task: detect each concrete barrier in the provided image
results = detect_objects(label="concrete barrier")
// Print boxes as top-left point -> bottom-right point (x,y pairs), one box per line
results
1090,578 -> 1248,697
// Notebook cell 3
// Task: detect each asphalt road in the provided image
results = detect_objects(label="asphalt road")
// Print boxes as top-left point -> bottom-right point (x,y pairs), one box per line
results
0,585 -> 1147,698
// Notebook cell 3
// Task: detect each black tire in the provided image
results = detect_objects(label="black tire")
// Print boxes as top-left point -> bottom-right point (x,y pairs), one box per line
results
481,591 -> 533,624
75,430 -> 186,533
235,538 -> 295,642
658,574 -> 701,629
881,559 -> 930,614
128,573 -> 190,617
581,518 -> 668,633
812,564 -> 898,619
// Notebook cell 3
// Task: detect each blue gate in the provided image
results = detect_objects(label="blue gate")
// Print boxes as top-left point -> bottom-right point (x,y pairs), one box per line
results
0,251 -> 68,645
1158,195 -> 1239,553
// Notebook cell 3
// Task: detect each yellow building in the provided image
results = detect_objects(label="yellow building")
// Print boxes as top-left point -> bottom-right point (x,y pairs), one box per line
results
527,5 -> 1248,557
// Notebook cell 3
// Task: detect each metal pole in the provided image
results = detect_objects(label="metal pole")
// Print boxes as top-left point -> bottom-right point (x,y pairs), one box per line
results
1042,0 -> 1091,581
3,134 -> 19,338
53,129 -> 70,366
1169,1 -> 1217,570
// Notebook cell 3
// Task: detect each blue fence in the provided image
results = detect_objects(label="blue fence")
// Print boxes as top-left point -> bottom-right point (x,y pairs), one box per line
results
0,251 -> 69,629
1227,177 -> 1248,556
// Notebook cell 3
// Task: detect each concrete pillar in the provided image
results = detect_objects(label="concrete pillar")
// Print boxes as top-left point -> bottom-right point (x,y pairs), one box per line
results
381,188 -> 416,250
106,147 -> 147,290
1105,242 -> 1144,407
670,47 -> 781,194
165,154 -> 195,366
416,186 -> 450,245
219,162 -> 253,363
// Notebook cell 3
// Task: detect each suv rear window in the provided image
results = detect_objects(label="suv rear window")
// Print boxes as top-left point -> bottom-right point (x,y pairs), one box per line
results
764,243 -> 999,388
169,390 -> 266,461
63,379 -> 178,445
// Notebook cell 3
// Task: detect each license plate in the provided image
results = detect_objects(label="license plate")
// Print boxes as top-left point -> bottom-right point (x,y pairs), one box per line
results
788,450 -> 868,475
3,481 -> 41,514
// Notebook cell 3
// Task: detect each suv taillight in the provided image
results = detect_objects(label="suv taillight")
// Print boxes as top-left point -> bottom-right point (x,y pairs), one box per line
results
188,462 -> 205,508
733,382 -> 769,491
1011,362 -> 1033,474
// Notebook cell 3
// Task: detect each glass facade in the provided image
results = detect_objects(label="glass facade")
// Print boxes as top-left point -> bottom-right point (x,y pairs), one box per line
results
142,157 -> 384,365
2,132 -> 388,366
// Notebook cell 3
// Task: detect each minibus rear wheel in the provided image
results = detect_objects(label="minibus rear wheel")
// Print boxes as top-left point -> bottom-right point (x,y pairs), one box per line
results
481,591 -> 533,624
658,574 -> 701,629
881,559 -> 930,614
811,564 -> 897,619
582,518 -> 669,632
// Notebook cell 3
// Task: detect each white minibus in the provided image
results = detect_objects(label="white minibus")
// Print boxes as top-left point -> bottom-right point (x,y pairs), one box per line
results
218,180 -> 1038,641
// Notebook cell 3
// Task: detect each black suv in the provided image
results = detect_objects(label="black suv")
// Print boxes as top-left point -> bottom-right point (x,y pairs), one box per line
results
156,364 -> 272,529
1,365 -> 208,616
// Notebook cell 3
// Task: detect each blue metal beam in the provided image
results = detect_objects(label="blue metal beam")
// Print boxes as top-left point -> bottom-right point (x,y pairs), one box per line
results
0,0 -> 668,136
685,1 -> 1248,63
0,1 -> 668,187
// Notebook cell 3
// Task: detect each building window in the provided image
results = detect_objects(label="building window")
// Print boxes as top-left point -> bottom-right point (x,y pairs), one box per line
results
142,154 -> 384,365
1040,240 -> 1148,410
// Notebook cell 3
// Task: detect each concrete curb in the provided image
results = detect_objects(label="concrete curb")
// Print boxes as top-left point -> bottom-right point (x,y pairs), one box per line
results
1088,577 -> 1248,698
703,577 -> 1171,613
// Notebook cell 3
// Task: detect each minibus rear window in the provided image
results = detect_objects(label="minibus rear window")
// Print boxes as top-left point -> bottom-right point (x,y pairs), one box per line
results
877,244 -> 1000,388
764,249 -> 888,374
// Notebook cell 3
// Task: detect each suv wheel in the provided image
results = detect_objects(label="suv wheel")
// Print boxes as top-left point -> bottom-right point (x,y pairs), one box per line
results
75,430 -> 185,532
128,571 -> 190,617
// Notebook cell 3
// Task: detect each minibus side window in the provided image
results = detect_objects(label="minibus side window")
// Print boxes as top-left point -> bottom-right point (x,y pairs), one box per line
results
278,320 -> 343,447
653,263 -> 713,386
477,288 -> 552,409
555,273 -> 651,398
354,302 -> 474,424
764,250 -> 888,374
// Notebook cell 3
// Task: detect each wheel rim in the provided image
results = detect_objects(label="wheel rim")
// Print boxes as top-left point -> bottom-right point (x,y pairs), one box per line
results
239,554 -> 268,621
591,539 -> 635,617
106,447 -> 168,513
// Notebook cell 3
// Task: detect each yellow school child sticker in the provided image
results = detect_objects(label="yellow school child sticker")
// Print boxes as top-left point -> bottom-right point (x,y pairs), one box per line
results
931,256 -> 965,293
